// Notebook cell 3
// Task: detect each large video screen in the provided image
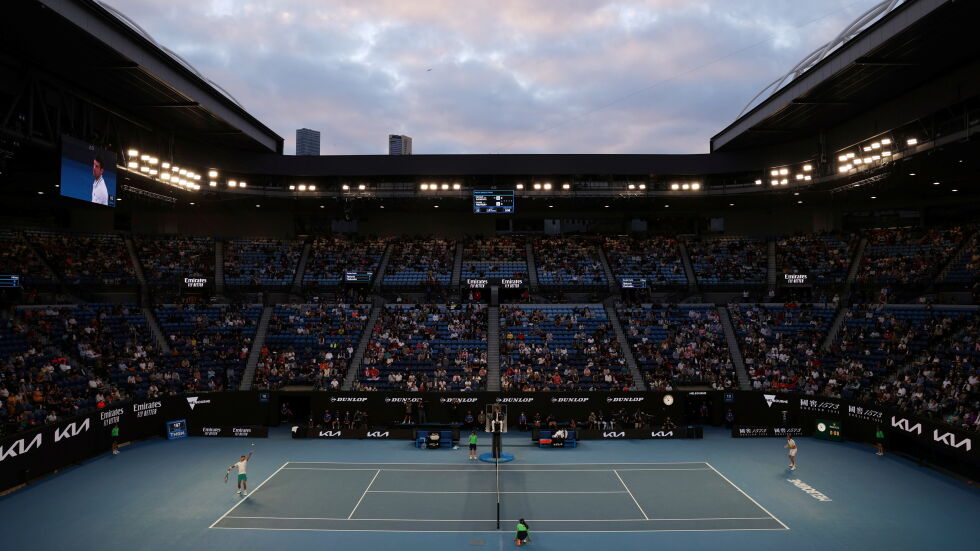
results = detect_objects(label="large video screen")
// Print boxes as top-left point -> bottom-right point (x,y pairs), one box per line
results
60,136 -> 116,207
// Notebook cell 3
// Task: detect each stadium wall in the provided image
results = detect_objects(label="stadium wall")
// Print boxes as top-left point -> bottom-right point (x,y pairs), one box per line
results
2,390 -> 976,492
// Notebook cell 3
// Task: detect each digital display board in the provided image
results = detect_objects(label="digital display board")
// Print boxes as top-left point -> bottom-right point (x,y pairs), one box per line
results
0,275 -> 20,288
814,419 -> 842,441
620,277 -> 647,289
345,271 -> 373,283
60,135 -> 117,207
473,190 -> 515,214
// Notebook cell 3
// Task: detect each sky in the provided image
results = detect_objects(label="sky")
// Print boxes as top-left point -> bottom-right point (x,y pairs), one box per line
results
106,0 -> 885,155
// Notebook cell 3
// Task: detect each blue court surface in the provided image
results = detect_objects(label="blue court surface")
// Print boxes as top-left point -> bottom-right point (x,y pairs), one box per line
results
1,426 -> 977,550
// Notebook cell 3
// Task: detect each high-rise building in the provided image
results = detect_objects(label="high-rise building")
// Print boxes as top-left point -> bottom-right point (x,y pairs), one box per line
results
296,128 -> 320,156
388,134 -> 412,155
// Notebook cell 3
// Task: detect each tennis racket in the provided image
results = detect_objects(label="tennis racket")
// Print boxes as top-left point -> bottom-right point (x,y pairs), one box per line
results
224,469 -> 230,483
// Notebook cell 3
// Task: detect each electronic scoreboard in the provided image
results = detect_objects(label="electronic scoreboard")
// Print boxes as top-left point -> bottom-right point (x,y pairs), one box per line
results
0,275 -> 20,288
620,277 -> 647,289
345,271 -> 373,283
473,190 -> 515,214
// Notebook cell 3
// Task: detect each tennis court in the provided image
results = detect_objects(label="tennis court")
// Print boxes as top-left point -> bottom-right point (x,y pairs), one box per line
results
210,461 -> 787,532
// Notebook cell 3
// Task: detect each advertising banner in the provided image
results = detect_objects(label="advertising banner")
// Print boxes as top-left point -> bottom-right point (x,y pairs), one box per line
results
189,426 -> 269,438
292,428 -> 414,439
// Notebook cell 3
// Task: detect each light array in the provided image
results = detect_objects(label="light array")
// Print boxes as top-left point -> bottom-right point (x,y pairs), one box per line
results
289,184 -> 318,191
125,148 -> 208,191
837,137 -> 911,174
767,163 -> 811,186
419,182 -> 462,191
669,182 -> 701,191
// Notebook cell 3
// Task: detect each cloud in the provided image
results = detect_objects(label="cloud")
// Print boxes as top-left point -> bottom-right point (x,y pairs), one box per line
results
104,0 -> 882,154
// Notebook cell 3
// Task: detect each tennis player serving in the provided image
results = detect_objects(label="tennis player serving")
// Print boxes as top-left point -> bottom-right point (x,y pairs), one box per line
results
785,434 -> 798,470
228,451 -> 253,496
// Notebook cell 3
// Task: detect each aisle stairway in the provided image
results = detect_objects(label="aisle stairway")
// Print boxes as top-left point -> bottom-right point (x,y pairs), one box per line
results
486,305 -> 501,391
603,298 -> 645,391
239,305 -> 273,390
342,297 -> 385,390
717,306 -> 751,390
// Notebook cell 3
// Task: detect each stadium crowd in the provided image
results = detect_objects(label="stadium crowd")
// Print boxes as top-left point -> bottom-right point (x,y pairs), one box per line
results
383,238 -> 455,287
603,236 -> 687,286
687,237 -> 767,286
224,238 -> 302,286
776,234 -> 853,286
534,237 -> 606,286
499,305 -> 633,391
856,226 -> 969,290
461,236 -> 528,279
356,303 -> 487,391
617,304 -> 735,390
303,236 -> 389,287
0,304 -> 154,435
136,235 -> 214,287
254,303 -> 369,390
729,303 -> 836,392
28,230 -> 137,287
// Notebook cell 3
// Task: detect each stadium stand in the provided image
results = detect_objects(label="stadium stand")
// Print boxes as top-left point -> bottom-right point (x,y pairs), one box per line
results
0,229 -> 57,288
499,305 -> 632,391
534,237 -> 607,287
302,236 -> 389,287
856,226 -> 969,289
155,304 -> 261,391
603,236 -> 687,287
0,304 -> 152,435
255,303 -> 370,390
224,238 -> 302,287
26,229 -> 137,287
942,234 -> 979,286
729,303 -> 837,392
135,235 -> 214,288
776,234 -> 854,287
382,238 -> 455,288
461,236 -> 529,279
356,303 -> 487,391
687,237 -> 767,286
616,304 -> 735,390
820,305 -> 979,424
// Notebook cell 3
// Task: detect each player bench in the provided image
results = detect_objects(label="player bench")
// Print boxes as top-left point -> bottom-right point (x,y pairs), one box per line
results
537,429 -> 577,448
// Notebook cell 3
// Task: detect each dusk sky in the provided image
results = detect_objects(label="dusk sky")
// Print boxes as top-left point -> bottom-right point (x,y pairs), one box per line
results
107,0 -> 883,155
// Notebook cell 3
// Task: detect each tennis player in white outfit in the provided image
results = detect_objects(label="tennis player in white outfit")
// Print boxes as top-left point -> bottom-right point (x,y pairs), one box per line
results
786,434 -> 798,470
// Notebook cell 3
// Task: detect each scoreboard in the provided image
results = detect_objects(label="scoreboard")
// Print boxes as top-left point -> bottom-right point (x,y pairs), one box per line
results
473,190 -> 515,214
620,277 -> 647,289
813,419 -> 842,441
0,275 -> 20,288
345,271 -> 373,283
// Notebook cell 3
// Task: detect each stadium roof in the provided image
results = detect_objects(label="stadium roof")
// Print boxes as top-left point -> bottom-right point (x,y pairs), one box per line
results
6,0 -> 283,154
710,0 -> 980,152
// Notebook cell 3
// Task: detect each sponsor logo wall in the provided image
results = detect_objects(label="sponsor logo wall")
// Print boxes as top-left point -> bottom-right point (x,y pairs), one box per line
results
293,428 -> 415,440
190,426 -> 269,438
735,391 -> 977,461
0,392 -> 271,492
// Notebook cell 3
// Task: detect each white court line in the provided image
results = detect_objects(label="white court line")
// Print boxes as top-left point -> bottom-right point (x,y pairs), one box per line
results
282,467 -> 710,472
365,490 -> 628,494
211,527 -> 788,533
347,469 -> 381,520
285,461 -> 710,466
286,461 -> 708,466
226,516 -> 773,522
209,462 -> 288,529
613,470 -> 649,520
705,462 -> 790,531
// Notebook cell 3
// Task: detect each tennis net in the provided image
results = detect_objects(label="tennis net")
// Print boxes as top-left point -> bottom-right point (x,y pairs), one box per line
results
495,454 -> 501,529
